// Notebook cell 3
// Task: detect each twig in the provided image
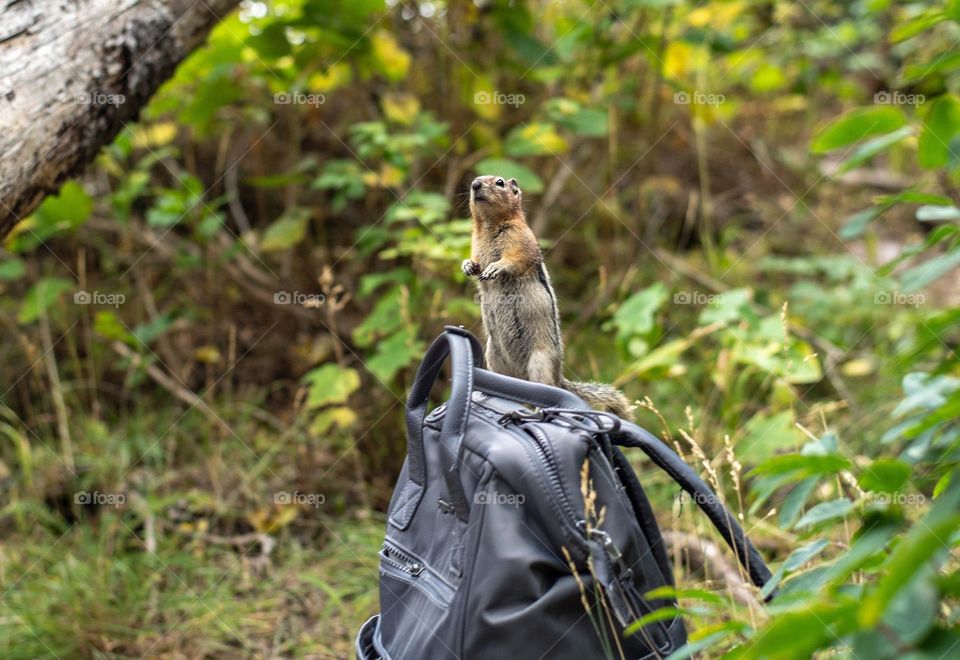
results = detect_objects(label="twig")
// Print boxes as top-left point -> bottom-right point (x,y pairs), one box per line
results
38,303 -> 74,473
110,341 -> 230,432
444,147 -> 492,200
532,156 -> 579,235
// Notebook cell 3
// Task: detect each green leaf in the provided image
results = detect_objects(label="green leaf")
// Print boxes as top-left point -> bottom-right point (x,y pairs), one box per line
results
876,191 -> 953,206
904,51 -> 960,83
918,95 -> 960,169
697,287 -> 752,325
893,373 -> 960,416
882,573 -> 939,645
303,364 -> 361,408
93,310 -> 135,344
949,0 -> 960,21
779,478 -> 818,529
751,453 -> 851,479
738,410 -> 805,462
623,606 -> 683,636
916,205 -> 960,222
0,257 -> 26,281
794,498 -> 852,529
764,537 -> 832,598
545,100 -> 609,137
643,586 -> 725,606
890,11 -> 946,43
859,458 -> 911,494
474,158 -> 544,194
811,107 -> 908,153
840,206 -> 886,239
785,538 -> 830,572
18,277 -> 74,324
35,181 -> 93,227
860,470 -> 960,626
611,282 -> 668,347
353,289 -> 405,347
901,246 -> 960,292
504,122 -> 568,157
725,598 -> 859,660
11,181 -> 94,251
835,126 -> 913,174
365,327 -> 424,383
261,209 -> 310,252
385,192 -> 450,225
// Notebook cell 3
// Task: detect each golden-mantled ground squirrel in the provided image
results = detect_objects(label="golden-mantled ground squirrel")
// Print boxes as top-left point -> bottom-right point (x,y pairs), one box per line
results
462,175 -> 633,419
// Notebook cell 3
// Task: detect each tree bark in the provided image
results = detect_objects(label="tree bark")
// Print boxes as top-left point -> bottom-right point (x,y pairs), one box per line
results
0,0 -> 240,239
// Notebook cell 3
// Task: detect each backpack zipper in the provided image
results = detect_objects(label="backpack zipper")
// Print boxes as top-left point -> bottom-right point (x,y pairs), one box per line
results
472,405 -> 588,554
380,540 -> 455,608
484,403 -> 675,652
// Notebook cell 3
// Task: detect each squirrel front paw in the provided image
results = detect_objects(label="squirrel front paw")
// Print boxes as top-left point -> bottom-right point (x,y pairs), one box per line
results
479,263 -> 504,281
462,259 -> 481,277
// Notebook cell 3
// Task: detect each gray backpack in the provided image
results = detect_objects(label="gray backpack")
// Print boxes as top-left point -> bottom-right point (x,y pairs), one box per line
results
356,327 -> 772,659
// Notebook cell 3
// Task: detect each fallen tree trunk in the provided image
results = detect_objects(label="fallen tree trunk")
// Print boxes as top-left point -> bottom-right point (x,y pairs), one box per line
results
0,0 -> 240,239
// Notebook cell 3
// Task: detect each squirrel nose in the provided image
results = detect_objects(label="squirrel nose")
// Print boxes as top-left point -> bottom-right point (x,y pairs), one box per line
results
471,178 -> 482,191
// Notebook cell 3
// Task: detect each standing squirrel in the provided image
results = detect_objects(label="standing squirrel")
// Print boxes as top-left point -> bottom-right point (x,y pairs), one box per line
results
461,174 -> 633,419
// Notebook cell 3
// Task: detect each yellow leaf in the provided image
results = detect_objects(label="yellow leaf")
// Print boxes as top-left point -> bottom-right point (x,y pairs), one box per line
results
309,405 -> 359,435
470,75 -> 501,121
371,30 -> 410,81
362,164 -> 406,188
194,345 -> 222,364
687,1 -> 746,29
308,63 -> 352,92
382,93 -> 421,126
664,42 -> 695,81
512,122 -> 568,155
841,358 -> 875,377
248,505 -> 298,534
4,218 -> 35,250
133,122 -> 178,149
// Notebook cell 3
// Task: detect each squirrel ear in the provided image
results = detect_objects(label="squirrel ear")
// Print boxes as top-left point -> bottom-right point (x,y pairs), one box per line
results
508,178 -> 520,193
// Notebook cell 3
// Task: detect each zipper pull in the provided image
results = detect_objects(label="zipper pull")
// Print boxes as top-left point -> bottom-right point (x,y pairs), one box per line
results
497,408 -> 546,425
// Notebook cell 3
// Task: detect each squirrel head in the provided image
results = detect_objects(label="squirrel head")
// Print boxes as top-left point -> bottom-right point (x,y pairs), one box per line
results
469,175 -> 522,222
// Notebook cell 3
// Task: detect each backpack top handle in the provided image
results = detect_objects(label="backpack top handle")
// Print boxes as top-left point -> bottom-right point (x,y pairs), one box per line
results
391,327 -> 480,528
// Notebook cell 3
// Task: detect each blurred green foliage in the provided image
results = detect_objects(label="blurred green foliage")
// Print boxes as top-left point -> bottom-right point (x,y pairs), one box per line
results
1,0 -> 959,656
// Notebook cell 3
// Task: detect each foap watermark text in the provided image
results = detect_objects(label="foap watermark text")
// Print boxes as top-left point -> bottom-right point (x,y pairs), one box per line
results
274,491 -> 325,507
473,91 -> 525,108
75,290 -> 125,308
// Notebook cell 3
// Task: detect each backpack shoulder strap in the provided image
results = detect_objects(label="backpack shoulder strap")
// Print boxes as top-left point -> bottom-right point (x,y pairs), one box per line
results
612,421 -> 775,598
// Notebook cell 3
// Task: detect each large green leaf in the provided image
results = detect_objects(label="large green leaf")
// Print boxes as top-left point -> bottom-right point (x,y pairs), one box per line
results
812,107 -> 908,153
918,95 -> 960,169
834,126 -> 913,174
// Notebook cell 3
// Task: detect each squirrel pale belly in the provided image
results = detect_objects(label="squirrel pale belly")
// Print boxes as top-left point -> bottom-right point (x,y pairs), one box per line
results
462,175 -> 633,420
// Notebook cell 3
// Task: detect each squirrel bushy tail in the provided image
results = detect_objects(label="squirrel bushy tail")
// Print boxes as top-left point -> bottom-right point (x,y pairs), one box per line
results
561,378 -> 634,421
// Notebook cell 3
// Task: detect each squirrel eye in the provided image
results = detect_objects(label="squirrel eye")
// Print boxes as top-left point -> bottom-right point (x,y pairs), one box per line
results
496,178 -> 505,187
